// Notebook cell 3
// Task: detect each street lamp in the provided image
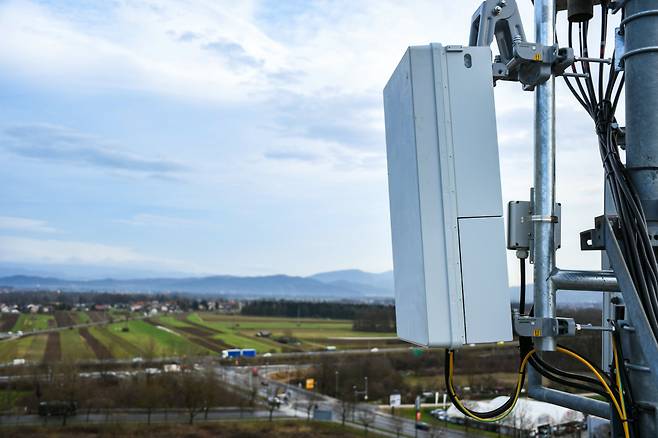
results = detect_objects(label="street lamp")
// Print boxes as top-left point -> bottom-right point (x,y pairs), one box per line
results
335,370 -> 339,396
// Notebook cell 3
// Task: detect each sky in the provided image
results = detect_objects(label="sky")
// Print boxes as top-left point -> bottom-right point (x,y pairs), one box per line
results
0,0 -> 622,282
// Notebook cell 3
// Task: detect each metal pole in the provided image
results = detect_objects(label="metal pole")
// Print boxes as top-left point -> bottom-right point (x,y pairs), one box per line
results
625,0 -> 658,237
533,0 -> 557,351
549,269 -> 619,292
621,2 -> 658,436
527,365 -> 611,419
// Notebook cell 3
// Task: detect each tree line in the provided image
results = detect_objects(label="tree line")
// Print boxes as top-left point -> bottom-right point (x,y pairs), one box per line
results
1,360 -> 251,426
241,300 -> 396,332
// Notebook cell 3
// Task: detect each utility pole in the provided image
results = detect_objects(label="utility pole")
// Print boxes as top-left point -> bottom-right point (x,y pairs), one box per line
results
532,0 -> 557,354
617,1 -> 658,436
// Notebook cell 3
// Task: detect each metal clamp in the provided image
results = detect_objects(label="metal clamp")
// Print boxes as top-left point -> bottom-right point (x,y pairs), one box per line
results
514,315 -> 576,338
530,215 -> 559,223
469,0 -> 574,90
580,215 -> 620,251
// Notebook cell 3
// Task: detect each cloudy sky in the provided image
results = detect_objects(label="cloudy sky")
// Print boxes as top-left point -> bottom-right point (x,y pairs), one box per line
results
0,0 -> 620,281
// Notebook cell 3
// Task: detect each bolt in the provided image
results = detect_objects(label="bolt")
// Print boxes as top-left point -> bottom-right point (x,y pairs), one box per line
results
493,5 -> 502,15
500,0 -> 507,5
513,34 -> 523,46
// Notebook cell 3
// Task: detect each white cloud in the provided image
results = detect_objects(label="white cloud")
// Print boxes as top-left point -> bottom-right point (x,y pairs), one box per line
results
0,216 -> 57,233
0,1 -> 622,278
0,235 -> 202,273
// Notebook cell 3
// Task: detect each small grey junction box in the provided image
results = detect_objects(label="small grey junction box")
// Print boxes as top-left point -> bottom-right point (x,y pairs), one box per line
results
384,44 -> 512,348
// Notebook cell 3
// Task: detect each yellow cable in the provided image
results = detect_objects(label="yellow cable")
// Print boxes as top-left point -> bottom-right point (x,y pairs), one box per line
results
447,349 -> 535,423
612,342 -> 630,438
449,346 -> 629,436
556,346 -> 629,438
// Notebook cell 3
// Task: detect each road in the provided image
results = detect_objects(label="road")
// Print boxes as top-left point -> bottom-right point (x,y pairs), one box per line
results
0,407 -> 292,427
219,364 -> 471,438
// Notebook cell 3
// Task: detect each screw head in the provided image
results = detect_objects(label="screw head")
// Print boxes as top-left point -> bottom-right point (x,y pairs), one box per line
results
500,0 -> 507,5
493,5 -> 502,15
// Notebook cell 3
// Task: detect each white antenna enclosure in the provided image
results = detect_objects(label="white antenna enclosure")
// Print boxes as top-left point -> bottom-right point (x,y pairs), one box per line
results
384,43 -> 512,348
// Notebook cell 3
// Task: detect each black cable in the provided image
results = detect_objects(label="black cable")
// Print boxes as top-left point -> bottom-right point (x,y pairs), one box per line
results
529,355 -> 611,399
612,322 -> 639,438
444,349 -> 529,419
516,261 -> 613,395
519,258 -> 526,316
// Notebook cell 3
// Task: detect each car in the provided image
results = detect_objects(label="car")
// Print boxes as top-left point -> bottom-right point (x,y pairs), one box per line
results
38,401 -> 77,417
263,352 -> 272,357
415,422 -> 430,431
370,347 -> 379,353
267,396 -> 281,407
430,409 -> 447,420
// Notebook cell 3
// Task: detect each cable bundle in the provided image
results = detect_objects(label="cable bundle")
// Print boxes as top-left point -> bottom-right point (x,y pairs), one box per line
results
445,259 -> 633,437
562,2 -> 658,344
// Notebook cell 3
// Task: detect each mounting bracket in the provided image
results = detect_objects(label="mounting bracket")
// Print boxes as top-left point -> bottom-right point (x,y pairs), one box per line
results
470,0 -> 574,90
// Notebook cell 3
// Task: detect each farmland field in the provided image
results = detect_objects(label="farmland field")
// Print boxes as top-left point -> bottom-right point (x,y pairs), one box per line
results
0,311 -> 399,364
12,314 -> 55,331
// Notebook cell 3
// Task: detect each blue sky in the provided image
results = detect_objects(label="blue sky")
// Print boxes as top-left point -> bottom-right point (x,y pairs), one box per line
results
0,0 -> 617,281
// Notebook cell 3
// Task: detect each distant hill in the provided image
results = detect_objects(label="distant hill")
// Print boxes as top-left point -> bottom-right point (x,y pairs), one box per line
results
0,273 -> 392,299
309,269 -> 394,296
0,269 -> 601,307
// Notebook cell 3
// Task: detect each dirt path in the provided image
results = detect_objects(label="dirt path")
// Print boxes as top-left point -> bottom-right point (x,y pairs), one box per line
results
144,318 -> 227,353
176,314 -> 225,334
43,332 -> 61,363
54,311 -> 75,327
79,327 -> 112,360
87,312 -> 108,323
94,326 -> 143,357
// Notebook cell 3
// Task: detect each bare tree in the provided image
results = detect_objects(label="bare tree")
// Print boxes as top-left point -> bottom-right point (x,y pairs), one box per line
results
177,371 -> 205,425
136,374 -> 165,425
48,360 -> 80,426
358,408 -> 376,436
391,412 -> 405,437
305,390 -> 319,421
200,365 -> 225,420
339,397 -> 353,427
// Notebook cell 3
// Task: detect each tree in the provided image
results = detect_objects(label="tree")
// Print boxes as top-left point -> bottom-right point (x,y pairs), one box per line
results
338,396 -> 353,427
358,408 -> 376,436
136,374 -> 166,425
177,371 -> 206,425
305,390 -> 319,421
200,365 -> 226,420
391,412 -> 405,437
47,361 -> 80,426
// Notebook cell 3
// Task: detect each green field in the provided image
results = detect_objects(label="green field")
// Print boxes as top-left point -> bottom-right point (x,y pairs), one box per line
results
0,311 -> 399,364
0,334 -> 48,363
59,328 -> 97,361
12,314 -> 55,332
72,311 -> 91,324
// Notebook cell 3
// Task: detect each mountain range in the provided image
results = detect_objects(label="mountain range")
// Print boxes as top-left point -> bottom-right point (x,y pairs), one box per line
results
0,269 -> 602,306
0,269 -> 394,300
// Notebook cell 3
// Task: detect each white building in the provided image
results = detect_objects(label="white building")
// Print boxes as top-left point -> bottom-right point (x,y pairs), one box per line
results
446,396 -> 584,431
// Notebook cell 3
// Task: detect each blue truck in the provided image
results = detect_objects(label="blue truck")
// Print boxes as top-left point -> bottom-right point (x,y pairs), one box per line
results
221,349 -> 241,359
241,348 -> 257,358
221,348 -> 257,359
